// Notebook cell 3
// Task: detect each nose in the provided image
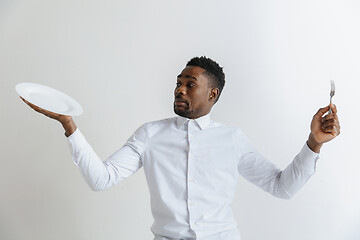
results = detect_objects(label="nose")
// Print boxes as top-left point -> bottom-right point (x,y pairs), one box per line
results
175,85 -> 186,95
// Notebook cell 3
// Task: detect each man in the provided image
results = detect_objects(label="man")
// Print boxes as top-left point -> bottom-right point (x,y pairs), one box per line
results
21,56 -> 340,240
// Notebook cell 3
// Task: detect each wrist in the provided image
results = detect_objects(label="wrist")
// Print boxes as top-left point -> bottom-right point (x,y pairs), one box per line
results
307,133 -> 322,153
58,115 -> 72,125
59,116 -> 77,137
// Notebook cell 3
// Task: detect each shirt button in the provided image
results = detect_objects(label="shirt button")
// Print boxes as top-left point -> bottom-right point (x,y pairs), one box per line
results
189,178 -> 194,183
189,201 -> 194,207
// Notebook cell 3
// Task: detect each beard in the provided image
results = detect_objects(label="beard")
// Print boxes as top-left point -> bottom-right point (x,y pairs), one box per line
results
173,104 -> 192,118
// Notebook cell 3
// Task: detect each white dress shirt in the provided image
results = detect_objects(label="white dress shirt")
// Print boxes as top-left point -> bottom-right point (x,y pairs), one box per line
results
67,113 -> 319,240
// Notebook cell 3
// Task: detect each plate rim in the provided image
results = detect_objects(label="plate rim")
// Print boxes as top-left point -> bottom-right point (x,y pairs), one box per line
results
16,82 -> 83,116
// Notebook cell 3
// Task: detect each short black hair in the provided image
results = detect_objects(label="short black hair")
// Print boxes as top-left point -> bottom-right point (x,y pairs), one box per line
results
186,56 -> 225,103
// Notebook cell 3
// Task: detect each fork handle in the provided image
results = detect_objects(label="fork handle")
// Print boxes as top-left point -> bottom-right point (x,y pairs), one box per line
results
329,98 -> 333,114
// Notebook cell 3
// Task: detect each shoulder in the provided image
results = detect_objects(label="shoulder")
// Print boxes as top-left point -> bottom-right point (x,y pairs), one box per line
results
210,120 -> 252,147
209,119 -> 245,135
134,116 -> 177,137
140,116 -> 176,129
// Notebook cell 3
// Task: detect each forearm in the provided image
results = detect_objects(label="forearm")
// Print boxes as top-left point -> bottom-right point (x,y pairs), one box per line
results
280,143 -> 319,198
238,142 -> 318,199
67,129 -> 143,191
68,129 -> 112,191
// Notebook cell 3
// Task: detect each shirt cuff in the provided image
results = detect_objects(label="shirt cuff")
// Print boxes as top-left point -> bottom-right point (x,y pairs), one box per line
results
66,128 -> 87,148
298,142 -> 320,172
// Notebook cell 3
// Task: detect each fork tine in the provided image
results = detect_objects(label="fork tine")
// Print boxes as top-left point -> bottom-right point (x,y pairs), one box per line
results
330,80 -> 335,95
329,80 -> 335,113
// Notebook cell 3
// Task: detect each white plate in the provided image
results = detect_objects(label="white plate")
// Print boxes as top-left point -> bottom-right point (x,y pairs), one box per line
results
16,82 -> 83,116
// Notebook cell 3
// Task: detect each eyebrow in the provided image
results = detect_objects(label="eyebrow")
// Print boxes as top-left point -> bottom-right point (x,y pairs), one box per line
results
177,74 -> 198,81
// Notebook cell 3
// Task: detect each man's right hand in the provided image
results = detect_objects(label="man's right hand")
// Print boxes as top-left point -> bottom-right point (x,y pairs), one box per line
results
20,96 -> 77,137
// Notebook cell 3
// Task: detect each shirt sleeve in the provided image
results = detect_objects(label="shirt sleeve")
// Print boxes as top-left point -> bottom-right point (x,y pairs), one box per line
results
67,124 -> 147,191
236,130 -> 319,199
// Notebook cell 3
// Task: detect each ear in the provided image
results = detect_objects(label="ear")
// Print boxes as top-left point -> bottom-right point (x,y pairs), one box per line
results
209,88 -> 219,102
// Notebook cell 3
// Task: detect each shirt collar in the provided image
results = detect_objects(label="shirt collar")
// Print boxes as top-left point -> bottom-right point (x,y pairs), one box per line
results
176,112 -> 212,130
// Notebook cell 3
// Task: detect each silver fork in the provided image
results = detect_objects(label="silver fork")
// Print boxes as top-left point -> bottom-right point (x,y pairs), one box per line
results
329,80 -> 335,113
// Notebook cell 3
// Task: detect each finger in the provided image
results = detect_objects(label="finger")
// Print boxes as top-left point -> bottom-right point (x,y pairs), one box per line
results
30,103 -> 42,112
322,119 -> 340,132
323,125 -> 336,133
322,119 -> 337,128
330,103 -> 337,114
21,98 -> 45,113
322,113 -> 339,122
37,107 -> 54,116
21,97 -> 35,108
20,96 -> 30,105
322,125 -> 339,136
20,97 -> 62,120
20,97 -> 33,107
314,106 -> 331,118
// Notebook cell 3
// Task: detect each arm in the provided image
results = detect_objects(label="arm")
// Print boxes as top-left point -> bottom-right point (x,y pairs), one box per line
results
67,126 -> 145,191
20,97 -> 145,191
238,140 -> 318,199
237,104 -> 340,199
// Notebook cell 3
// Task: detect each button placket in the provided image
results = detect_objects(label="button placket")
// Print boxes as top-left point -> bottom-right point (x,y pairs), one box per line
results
187,120 -> 196,228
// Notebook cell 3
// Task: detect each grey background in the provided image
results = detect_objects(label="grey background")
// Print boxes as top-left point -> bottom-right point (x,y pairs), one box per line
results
1,0 -> 359,239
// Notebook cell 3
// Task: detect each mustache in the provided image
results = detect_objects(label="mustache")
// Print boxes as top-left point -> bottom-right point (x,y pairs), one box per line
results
175,96 -> 189,103
174,96 -> 189,104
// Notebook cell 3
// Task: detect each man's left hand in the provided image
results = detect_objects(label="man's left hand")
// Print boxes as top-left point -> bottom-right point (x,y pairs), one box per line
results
307,104 -> 341,153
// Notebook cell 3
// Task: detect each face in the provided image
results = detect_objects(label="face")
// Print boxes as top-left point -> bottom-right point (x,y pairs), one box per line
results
174,66 -> 218,119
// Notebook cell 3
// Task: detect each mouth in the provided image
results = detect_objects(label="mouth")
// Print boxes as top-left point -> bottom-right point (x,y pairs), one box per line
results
175,102 -> 187,107
174,99 -> 188,106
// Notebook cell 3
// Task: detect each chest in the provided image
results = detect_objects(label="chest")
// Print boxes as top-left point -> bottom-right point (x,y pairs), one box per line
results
142,128 -> 239,182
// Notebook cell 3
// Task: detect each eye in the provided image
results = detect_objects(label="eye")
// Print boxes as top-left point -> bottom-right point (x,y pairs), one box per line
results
187,83 -> 195,88
176,82 -> 181,87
